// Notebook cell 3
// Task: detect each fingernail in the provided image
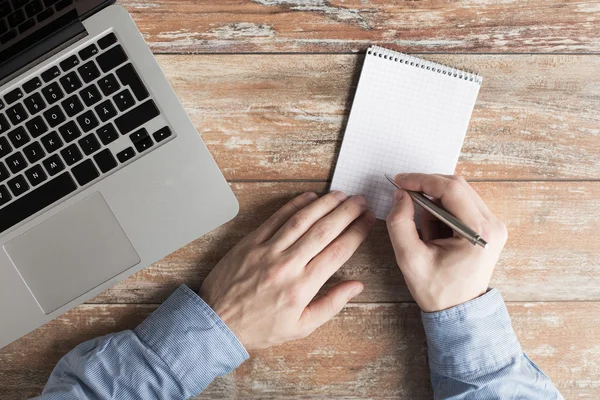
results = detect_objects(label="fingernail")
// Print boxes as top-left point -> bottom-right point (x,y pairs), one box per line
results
305,192 -> 318,200
332,190 -> 347,201
354,195 -> 367,206
394,190 -> 404,202
349,285 -> 363,299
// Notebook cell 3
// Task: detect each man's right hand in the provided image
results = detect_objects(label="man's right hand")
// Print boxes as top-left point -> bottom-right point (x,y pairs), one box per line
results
386,174 -> 508,312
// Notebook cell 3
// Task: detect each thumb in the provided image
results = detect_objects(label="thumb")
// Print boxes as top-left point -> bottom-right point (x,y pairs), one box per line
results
299,281 -> 363,335
386,189 -> 426,263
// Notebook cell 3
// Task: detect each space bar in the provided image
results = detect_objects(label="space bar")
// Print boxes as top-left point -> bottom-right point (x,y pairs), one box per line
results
0,172 -> 77,234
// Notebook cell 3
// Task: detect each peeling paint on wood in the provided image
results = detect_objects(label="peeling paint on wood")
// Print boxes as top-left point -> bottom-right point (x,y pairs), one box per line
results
0,302 -> 597,399
118,0 -> 600,53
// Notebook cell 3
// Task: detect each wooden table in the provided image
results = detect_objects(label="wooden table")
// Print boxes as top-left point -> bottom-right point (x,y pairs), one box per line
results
2,1 -> 600,398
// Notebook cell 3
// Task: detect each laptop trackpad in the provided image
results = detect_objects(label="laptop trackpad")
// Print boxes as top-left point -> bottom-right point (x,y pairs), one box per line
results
4,192 -> 141,314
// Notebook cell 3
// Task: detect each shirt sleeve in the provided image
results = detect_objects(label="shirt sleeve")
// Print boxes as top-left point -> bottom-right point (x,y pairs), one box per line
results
36,285 -> 249,400
421,288 -> 563,400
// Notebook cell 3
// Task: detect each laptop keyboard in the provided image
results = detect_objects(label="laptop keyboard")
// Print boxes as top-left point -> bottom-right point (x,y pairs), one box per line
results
0,32 -> 175,234
0,0 -> 73,44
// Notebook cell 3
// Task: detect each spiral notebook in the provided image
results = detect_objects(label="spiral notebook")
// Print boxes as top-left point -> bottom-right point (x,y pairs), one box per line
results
330,46 -> 482,219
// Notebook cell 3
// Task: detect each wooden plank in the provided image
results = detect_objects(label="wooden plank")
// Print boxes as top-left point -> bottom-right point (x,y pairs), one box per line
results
87,181 -> 600,304
1,302 -> 597,399
119,0 -> 600,54
155,54 -> 600,181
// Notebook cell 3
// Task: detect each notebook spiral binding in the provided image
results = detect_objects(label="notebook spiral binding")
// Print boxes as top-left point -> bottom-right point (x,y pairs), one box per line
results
367,46 -> 483,85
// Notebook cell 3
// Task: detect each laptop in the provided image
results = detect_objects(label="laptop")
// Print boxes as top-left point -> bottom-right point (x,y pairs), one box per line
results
0,0 -> 239,349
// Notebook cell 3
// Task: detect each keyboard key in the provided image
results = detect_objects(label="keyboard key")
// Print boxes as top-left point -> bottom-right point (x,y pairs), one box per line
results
42,153 -> 64,175
0,136 -> 11,157
6,151 -> 27,173
97,123 -> 118,145
0,161 -> 9,182
116,146 -> 135,163
36,6 -> 52,21
57,120 -> 80,142
25,0 -> 42,18
113,89 -> 134,112
7,126 -> 29,148
78,61 -> 100,83
94,100 -> 117,122
12,0 -> 29,8
78,133 -> 100,155
0,99 -> 4,111
6,103 -> 27,125
76,110 -> 98,132
7,174 -> 28,196
42,0 -> 59,8
97,44 -> 128,73
24,164 -> 46,186
41,81 -> 64,104
130,128 -> 148,143
0,184 -> 10,206
59,71 -> 82,94
0,113 -> 10,134
93,148 -> 117,173
134,136 -> 153,153
60,143 -> 82,166
116,63 -> 149,101
61,94 -> 84,117
72,159 -> 99,186
97,32 -> 117,49
41,66 -> 60,82
40,130 -> 62,153
0,1 -> 11,18
43,104 -> 65,127
80,84 -> 101,106
18,17 -> 35,33
59,55 -> 79,72
7,9 -> 25,28
25,115 -> 48,138
114,100 -> 159,135
0,171 -> 76,233
23,76 -> 42,93
23,141 -> 45,163
55,0 -> 72,11
0,19 -> 6,35
4,87 -> 23,104
152,126 -> 172,143
23,92 -> 46,115
79,43 -> 98,61
0,184 -> 10,205
0,29 -> 17,44
97,73 -> 120,96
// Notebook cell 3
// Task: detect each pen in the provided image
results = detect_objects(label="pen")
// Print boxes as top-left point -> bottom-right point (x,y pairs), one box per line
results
384,174 -> 488,249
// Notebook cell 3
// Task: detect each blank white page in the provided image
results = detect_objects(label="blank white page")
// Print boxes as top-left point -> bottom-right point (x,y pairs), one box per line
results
331,46 -> 482,219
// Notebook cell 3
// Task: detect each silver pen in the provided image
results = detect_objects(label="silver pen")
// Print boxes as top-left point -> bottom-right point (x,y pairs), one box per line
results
384,174 -> 488,249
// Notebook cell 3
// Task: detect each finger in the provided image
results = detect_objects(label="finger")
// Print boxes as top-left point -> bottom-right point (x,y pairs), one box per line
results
288,196 -> 369,264
436,174 -> 493,219
268,190 -> 348,251
304,211 -> 375,287
395,173 -> 484,229
416,201 -> 453,241
253,192 -> 318,243
386,189 -> 427,264
299,280 -> 363,335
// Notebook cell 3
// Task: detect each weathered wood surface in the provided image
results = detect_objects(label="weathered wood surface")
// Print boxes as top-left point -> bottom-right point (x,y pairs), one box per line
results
1,302 -> 596,399
82,181 -> 600,305
119,0 -> 600,54
154,54 -> 600,181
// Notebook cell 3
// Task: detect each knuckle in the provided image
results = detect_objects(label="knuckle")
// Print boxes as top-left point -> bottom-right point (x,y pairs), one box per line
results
289,213 -> 308,230
314,223 -> 331,241
446,179 -> 464,195
454,175 -> 467,184
287,285 -> 307,307
329,242 -> 348,262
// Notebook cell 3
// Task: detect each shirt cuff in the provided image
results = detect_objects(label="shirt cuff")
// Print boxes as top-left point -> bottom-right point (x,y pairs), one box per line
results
421,288 -> 522,378
134,285 -> 249,395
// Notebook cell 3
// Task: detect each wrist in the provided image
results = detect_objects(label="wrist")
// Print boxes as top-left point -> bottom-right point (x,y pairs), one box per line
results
417,287 -> 489,313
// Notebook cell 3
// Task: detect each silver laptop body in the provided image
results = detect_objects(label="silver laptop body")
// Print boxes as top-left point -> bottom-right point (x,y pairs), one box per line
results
0,1 -> 238,349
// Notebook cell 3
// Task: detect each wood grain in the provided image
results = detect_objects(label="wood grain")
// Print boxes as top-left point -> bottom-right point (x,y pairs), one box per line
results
154,54 -> 600,181
1,302 -> 596,399
81,181 -> 600,305
119,0 -> 600,54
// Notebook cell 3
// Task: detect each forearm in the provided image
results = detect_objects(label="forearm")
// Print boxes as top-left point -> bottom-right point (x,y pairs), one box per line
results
421,288 -> 562,400
37,285 -> 248,400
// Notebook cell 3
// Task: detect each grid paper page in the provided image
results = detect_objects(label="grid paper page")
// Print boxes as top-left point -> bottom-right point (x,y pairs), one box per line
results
330,46 -> 482,220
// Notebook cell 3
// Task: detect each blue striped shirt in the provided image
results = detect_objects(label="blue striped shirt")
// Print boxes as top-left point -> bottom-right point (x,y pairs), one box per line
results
36,285 -> 562,399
